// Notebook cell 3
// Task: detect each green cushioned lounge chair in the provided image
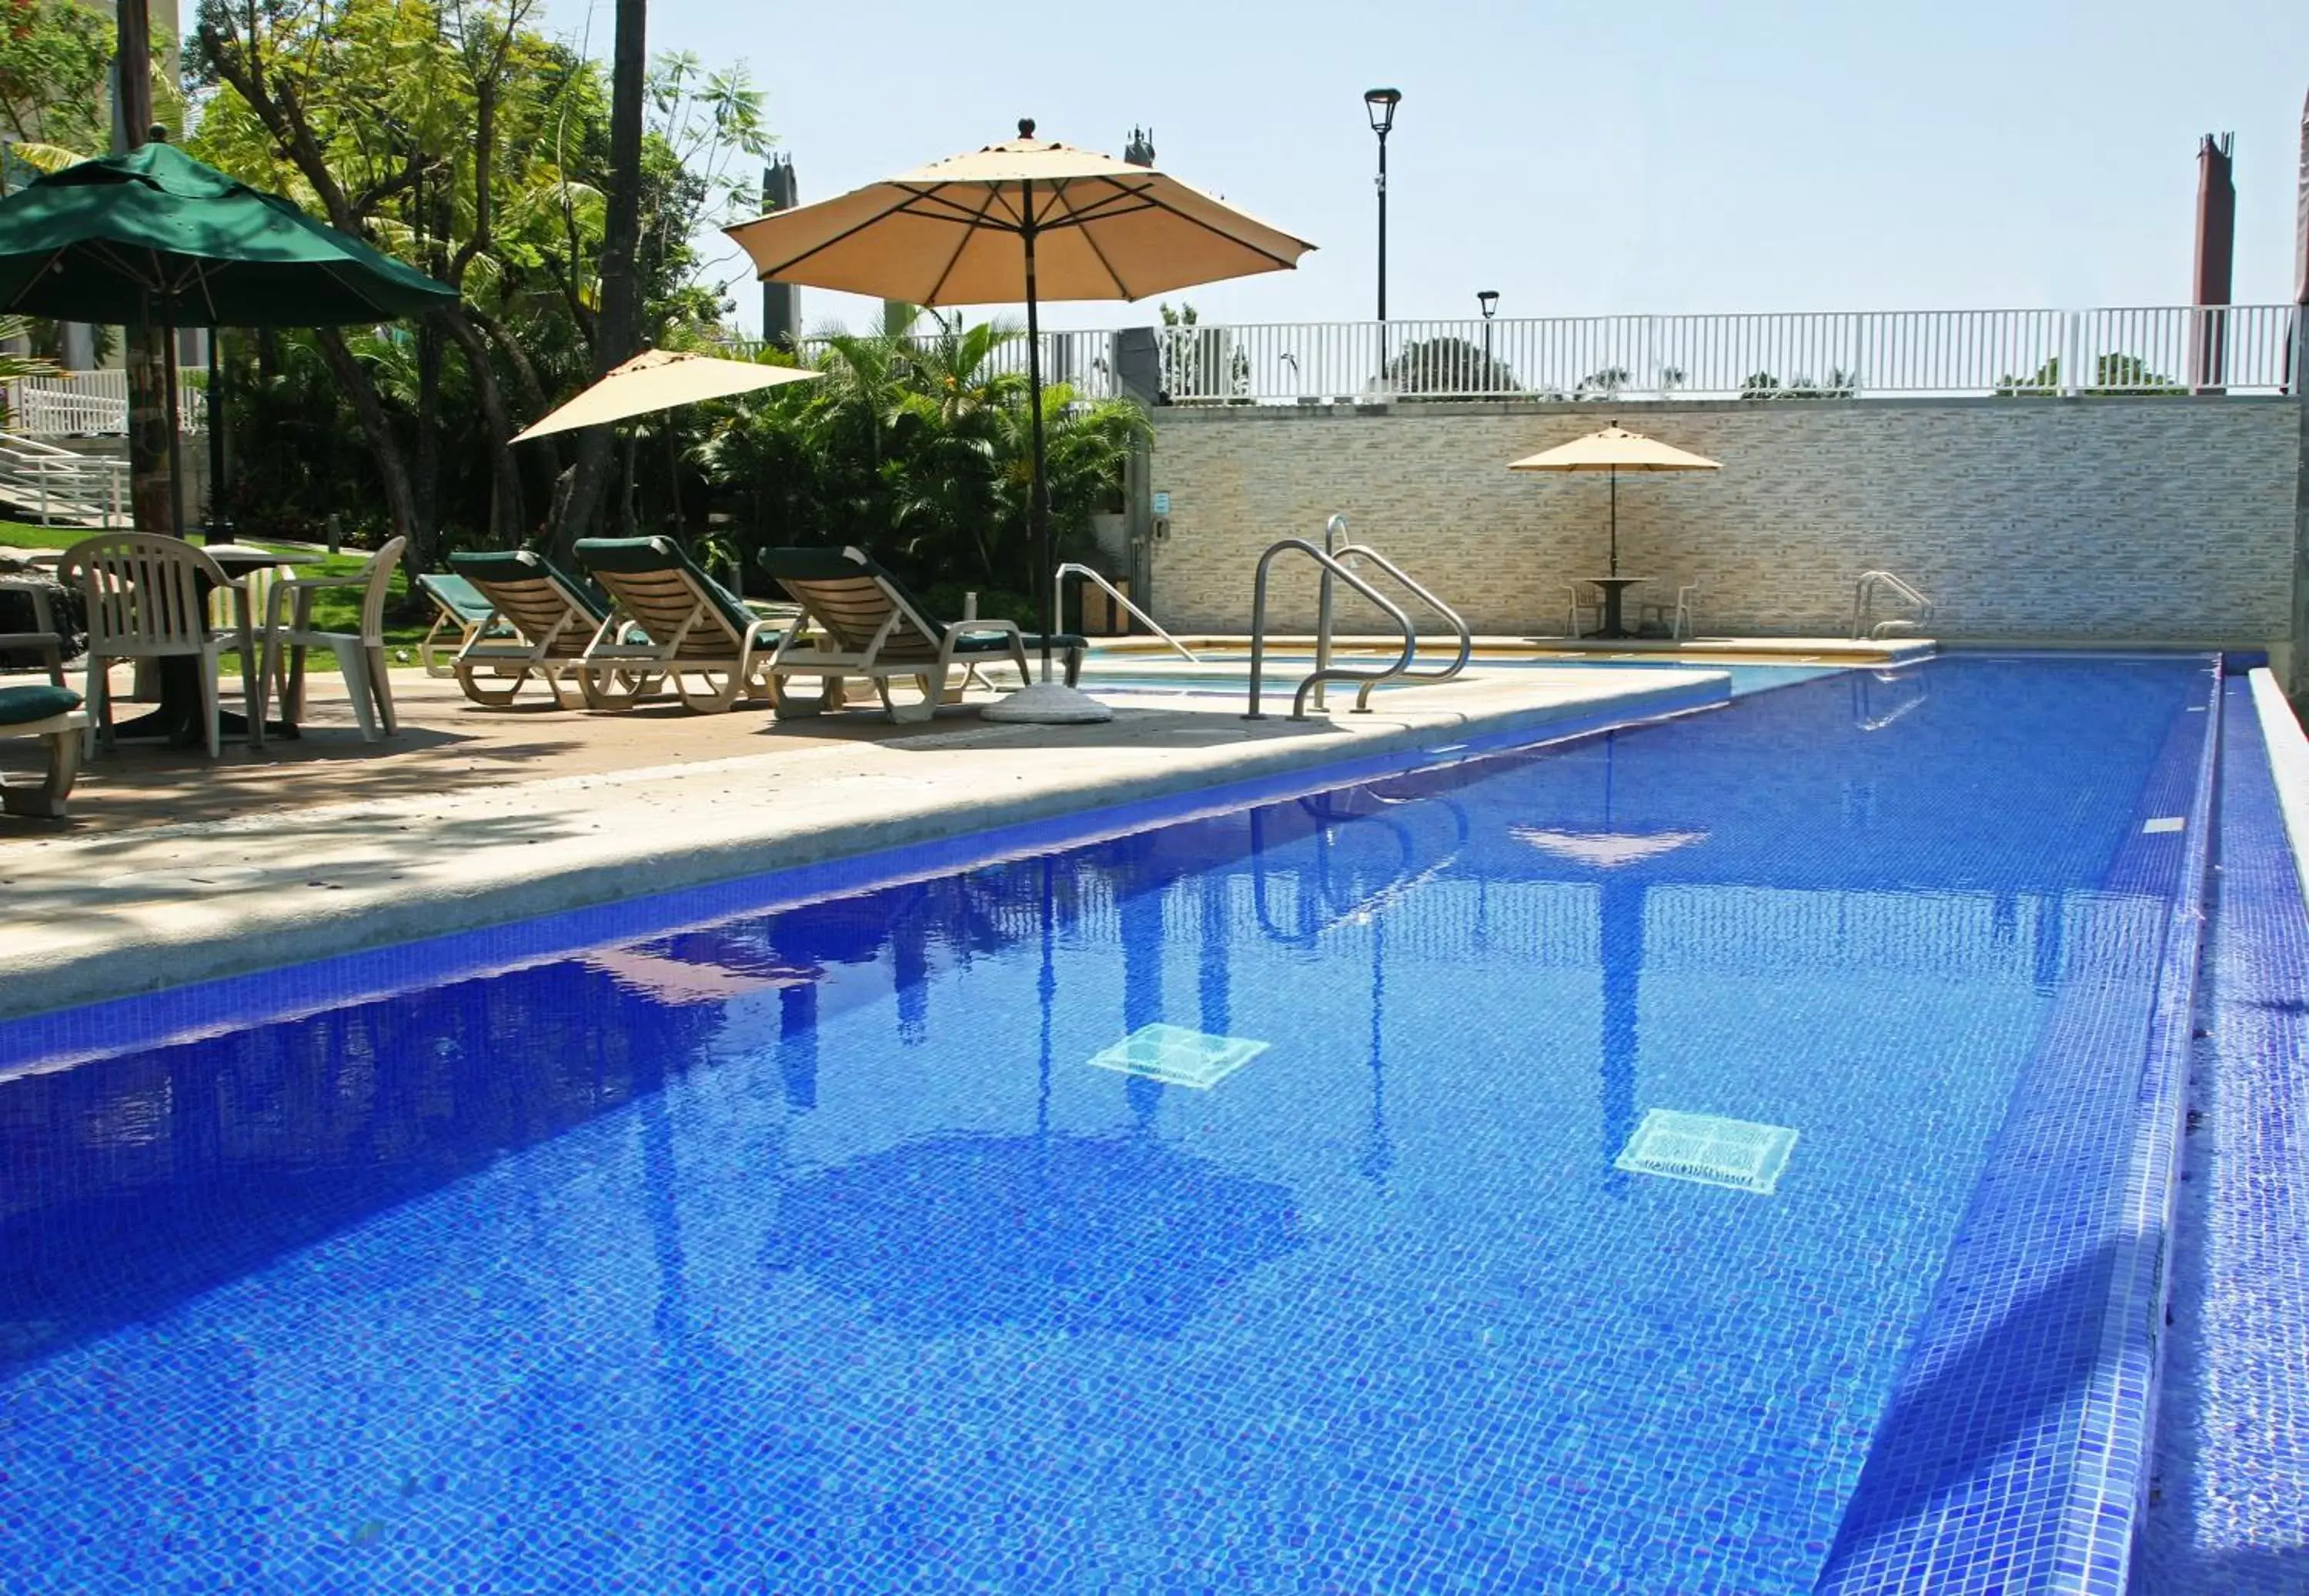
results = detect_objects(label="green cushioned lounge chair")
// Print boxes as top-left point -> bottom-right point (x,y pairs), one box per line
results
0,681 -> 88,819
572,536 -> 793,713
414,571 -> 506,679
758,546 -> 1084,724
444,549 -> 625,709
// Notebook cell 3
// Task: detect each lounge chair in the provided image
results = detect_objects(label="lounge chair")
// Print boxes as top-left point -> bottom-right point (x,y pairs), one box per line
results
0,573 -> 68,687
758,546 -> 1084,724
571,536 -> 791,713
415,572 -> 502,677
444,549 -> 627,709
0,682 -> 87,818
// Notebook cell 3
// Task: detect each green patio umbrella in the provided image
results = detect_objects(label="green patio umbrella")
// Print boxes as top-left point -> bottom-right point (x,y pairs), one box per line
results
0,140 -> 453,326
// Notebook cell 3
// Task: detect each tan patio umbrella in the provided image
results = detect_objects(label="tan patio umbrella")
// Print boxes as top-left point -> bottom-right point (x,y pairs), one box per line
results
1508,422 -> 1720,576
511,348 -> 819,442
725,119 -> 1314,723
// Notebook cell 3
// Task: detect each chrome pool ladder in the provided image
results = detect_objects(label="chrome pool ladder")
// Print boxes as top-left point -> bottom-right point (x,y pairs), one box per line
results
1850,570 -> 1934,639
1246,514 -> 1472,721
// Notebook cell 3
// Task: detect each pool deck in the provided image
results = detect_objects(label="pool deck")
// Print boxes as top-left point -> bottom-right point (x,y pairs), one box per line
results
0,663 -> 1729,1021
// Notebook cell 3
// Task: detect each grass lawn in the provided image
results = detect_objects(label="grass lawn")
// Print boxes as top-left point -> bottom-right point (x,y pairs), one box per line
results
2,519 -> 436,667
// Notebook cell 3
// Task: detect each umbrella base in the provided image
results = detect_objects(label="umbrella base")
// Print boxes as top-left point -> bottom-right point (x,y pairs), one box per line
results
980,679 -> 1113,724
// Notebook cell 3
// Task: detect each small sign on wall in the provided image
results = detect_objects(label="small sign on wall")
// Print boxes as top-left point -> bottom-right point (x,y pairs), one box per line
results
1151,491 -> 1171,516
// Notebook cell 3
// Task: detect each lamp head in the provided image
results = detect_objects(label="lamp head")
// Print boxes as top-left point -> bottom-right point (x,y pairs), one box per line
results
1477,290 -> 1499,319
1364,87 -> 1402,135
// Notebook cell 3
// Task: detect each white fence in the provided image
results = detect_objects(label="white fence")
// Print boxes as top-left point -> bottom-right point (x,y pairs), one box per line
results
1145,305 -> 2303,402
2,371 -> 211,436
765,304 -> 2301,405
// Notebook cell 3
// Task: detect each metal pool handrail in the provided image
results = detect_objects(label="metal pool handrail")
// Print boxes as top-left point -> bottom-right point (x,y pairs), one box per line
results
1331,542 -> 1472,687
1851,570 -> 1933,639
1245,535 -> 1416,720
1053,563 -> 1197,663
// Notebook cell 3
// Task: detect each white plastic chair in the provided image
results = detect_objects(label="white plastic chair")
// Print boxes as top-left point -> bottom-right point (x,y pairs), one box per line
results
258,536 -> 407,741
1637,583 -> 1699,641
1566,583 -> 1603,639
58,533 -> 260,758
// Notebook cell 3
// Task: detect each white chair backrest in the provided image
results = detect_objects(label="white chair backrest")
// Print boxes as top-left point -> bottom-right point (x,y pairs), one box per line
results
356,536 -> 409,645
59,533 -> 232,655
216,564 -> 280,631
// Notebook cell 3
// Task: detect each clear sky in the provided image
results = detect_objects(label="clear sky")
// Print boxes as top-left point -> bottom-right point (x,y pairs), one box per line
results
526,0 -> 2309,336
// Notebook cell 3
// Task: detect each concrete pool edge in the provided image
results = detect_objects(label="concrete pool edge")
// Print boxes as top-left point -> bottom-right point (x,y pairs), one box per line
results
0,673 -> 1729,1026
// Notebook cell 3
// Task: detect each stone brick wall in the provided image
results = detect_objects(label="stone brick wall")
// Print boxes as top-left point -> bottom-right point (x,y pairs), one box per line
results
1143,397 -> 2301,646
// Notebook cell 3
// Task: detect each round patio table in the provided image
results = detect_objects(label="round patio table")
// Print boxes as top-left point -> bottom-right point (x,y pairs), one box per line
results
106,544 -> 298,748
1580,576 -> 1649,640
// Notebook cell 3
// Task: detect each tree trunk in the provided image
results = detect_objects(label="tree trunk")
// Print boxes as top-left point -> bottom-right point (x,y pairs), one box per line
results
413,315 -> 441,552
316,329 -> 420,553
114,0 -> 172,534
438,309 -> 528,546
552,0 -> 646,555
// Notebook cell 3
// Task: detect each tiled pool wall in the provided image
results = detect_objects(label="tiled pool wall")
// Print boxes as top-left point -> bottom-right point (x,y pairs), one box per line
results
1819,656 -> 2220,1594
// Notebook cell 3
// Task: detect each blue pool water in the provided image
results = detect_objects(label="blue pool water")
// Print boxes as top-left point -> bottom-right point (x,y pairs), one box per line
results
0,656 -> 2214,1592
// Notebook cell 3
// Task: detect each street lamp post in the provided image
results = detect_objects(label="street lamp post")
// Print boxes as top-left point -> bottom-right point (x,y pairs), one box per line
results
1365,88 -> 1400,322
1478,289 -> 1499,389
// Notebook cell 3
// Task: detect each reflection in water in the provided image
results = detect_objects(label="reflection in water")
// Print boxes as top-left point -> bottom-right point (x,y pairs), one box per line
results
763,1132 -> 1303,1339
1600,877 -> 1644,1191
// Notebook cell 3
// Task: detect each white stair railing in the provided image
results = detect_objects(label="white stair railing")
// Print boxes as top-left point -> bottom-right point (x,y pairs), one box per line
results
0,433 -> 129,527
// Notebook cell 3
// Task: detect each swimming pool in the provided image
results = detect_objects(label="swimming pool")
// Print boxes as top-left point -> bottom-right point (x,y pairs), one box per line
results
0,654 -> 2214,1592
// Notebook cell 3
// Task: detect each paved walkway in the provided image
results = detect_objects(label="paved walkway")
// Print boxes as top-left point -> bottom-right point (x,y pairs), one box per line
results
0,665 -> 1727,1020
2135,676 -> 2309,1592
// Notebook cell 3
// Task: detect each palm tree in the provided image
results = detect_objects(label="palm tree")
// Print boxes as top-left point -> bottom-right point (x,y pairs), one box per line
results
553,0 -> 647,549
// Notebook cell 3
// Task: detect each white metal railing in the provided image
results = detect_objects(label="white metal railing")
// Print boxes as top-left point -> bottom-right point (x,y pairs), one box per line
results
0,433 -> 129,526
2,372 -> 209,436
756,305 -> 2301,405
1150,306 -> 2301,402
1054,563 -> 1195,660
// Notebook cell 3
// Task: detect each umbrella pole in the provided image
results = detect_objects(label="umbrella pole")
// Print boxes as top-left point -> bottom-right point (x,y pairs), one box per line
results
1023,206 -> 1054,683
971,143 -> 1110,725
1608,466 -> 1618,577
162,313 -> 185,539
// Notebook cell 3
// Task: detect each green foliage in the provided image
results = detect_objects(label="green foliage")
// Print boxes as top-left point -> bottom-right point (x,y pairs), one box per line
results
1156,301 -> 1248,400
1740,368 -> 1857,400
0,0 -> 180,166
693,323 -> 1148,608
1383,336 -> 1519,397
1993,353 -> 2185,396
184,0 -> 774,551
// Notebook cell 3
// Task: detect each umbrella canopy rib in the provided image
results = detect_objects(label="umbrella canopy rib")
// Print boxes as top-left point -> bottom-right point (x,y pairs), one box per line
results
921,185 -> 1010,309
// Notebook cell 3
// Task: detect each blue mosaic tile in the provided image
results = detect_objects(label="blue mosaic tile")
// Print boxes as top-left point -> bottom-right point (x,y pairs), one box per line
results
1819,656 -> 2219,1594
2134,678 -> 2309,1594
0,656 -> 2224,1592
